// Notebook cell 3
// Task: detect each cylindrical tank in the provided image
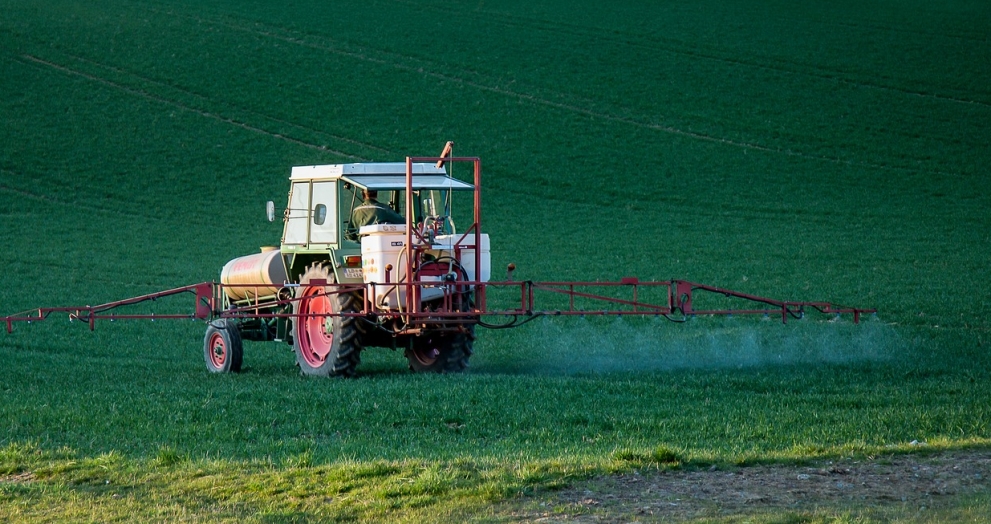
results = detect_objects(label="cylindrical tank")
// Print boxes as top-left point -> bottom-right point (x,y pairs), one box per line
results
220,248 -> 288,302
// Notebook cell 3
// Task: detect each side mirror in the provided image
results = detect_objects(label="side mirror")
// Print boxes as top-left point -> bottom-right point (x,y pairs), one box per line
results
313,204 -> 327,225
266,201 -> 275,222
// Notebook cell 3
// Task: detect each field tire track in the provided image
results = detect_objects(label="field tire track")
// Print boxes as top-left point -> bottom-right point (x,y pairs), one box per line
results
781,13 -> 991,43
53,51 -> 392,157
0,177 -> 170,224
5,22 -> 388,157
0,180 -> 179,230
404,0 -> 990,44
148,10 -> 968,178
0,173 -> 244,234
392,0 -> 991,109
16,55 -> 367,161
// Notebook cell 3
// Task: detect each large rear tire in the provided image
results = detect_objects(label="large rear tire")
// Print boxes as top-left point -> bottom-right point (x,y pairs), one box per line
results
405,290 -> 474,373
293,263 -> 362,377
204,318 -> 243,373
405,327 -> 474,373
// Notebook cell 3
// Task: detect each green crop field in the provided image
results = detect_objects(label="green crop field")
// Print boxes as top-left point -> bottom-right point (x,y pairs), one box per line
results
2,0 -> 990,521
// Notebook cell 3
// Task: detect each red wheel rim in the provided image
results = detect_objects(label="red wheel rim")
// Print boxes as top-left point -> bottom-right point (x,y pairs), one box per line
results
208,331 -> 227,368
410,336 -> 441,366
299,286 -> 334,367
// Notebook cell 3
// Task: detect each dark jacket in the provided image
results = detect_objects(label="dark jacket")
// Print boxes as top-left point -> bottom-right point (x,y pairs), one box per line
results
351,198 -> 404,229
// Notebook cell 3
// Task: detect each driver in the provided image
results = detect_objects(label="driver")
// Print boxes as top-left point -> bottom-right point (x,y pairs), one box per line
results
351,189 -> 404,229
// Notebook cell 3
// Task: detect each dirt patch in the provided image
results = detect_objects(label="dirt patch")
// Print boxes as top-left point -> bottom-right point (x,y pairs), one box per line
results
514,450 -> 991,521
0,471 -> 35,484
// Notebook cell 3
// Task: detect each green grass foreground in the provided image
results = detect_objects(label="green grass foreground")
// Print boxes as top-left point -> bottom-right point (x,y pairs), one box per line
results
2,0 -> 990,521
0,441 -> 593,522
0,442 -> 769,522
4,439 -> 990,522
2,322 -> 988,521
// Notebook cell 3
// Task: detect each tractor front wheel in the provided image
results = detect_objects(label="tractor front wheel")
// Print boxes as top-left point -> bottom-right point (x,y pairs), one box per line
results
203,319 -> 243,373
292,263 -> 362,377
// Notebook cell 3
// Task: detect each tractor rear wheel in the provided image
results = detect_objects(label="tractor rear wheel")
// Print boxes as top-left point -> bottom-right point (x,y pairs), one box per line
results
405,291 -> 475,373
405,328 -> 474,373
292,263 -> 362,377
203,318 -> 243,373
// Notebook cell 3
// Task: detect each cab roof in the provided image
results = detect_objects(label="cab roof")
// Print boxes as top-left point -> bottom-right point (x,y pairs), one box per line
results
289,162 -> 474,191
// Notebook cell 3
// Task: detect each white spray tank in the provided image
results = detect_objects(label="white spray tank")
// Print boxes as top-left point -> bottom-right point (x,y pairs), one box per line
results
359,224 -> 490,309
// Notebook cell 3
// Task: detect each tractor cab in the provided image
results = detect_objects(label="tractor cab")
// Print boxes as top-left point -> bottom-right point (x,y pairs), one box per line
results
339,168 -> 475,241
279,162 -> 475,285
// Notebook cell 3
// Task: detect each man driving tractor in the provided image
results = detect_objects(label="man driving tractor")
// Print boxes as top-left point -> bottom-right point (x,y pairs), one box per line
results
351,189 -> 404,229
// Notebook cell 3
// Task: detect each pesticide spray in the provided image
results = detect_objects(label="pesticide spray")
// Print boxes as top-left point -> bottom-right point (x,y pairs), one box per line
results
481,315 -> 903,376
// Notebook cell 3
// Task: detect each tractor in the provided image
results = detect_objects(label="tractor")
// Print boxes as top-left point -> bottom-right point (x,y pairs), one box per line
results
209,150 -> 490,377
3,146 -> 876,374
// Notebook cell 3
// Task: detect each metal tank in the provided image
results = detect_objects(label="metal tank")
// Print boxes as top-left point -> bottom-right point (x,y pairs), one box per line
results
220,247 -> 288,303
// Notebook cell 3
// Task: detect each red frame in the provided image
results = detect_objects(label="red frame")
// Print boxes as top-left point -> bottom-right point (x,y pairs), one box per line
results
3,154 -> 876,333
4,278 -> 875,334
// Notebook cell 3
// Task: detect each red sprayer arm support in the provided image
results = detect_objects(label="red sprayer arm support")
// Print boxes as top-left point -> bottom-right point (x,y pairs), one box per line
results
4,279 -> 877,334
4,283 -> 214,333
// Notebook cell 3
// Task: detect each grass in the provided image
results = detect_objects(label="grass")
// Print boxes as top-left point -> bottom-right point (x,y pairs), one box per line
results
2,0 -> 990,521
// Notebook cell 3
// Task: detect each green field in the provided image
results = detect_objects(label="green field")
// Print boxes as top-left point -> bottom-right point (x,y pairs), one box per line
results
2,0 -> 990,521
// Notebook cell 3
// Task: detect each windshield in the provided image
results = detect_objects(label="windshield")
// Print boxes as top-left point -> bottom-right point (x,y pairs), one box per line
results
343,185 -> 459,237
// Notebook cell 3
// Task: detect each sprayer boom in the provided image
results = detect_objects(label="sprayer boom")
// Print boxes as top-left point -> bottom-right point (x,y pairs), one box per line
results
4,278 -> 875,334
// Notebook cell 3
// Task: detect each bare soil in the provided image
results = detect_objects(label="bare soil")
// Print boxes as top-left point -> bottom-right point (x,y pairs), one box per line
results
510,450 -> 991,522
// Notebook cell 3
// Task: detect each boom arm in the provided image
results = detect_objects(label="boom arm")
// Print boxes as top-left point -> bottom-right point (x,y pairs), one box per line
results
4,278 -> 875,333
